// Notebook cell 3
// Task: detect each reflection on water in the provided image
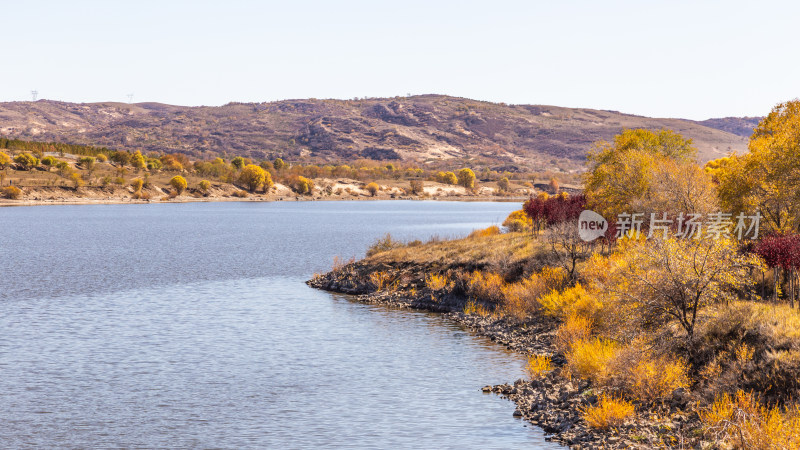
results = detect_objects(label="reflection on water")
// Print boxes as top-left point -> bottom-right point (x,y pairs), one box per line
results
0,201 -> 558,448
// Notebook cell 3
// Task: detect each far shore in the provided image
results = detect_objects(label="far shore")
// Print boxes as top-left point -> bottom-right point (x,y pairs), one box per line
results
0,179 -> 539,207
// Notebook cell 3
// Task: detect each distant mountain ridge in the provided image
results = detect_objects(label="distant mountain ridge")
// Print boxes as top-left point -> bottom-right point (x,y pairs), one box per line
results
697,117 -> 762,138
0,95 -> 755,169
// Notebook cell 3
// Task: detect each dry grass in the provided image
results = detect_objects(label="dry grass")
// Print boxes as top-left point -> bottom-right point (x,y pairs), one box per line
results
582,394 -> 635,429
366,231 -> 545,273
616,351 -> 690,402
701,390 -> 800,449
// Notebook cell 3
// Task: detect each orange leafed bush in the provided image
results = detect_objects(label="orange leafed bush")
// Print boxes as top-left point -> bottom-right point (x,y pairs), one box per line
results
582,394 -> 634,429
554,313 -> 592,354
463,300 -> 492,317
369,271 -> 392,291
502,267 -> 568,321
1,185 -> 22,199
467,271 -> 506,304
468,225 -> 500,238
527,354 -> 553,378
425,273 -> 450,292
538,284 -> 601,320
701,390 -> 800,449
565,338 -> 619,384
502,210 -> 533,232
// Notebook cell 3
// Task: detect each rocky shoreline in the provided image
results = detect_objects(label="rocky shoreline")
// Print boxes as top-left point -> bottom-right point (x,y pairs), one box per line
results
308,268 -> 705,449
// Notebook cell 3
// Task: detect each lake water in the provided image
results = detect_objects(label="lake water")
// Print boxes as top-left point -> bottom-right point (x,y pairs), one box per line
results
0,201 -> 558,448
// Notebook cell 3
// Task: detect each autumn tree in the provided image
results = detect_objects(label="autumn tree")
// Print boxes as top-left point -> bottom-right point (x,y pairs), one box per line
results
131,178 -> 144,192
131,150 -> 146,169
435,171 -> 457,185
457,168 -> 476,189
70,172 -> 84,189
111,151 -> 131,166
160,154 -> 184,171
169,175 -> 187,195
0,151 -> 11,169
231,156 -> 246,170
409,179 -> 424,195
79,156 -> 96,171
498,177 -> 510,192
586,237 -> 762,349
584,129 -> 697,218
548,177 -> 560,194
717,100 -> 800,233
1,186 -> 22,199
198,180 -> 211,193
289,175 -> 314,195
273,158 -> 286,170
14,152 -> 39,170
238,164 -> 268,192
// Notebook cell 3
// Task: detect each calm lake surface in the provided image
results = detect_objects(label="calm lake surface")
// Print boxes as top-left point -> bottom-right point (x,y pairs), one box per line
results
0,201 -> 558,448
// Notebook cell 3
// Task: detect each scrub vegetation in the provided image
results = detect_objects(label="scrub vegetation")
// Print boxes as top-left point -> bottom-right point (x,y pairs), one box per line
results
319,99 -> 800,447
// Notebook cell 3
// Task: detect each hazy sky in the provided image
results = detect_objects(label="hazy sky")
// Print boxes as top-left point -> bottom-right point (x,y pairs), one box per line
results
3,0 -> 798,119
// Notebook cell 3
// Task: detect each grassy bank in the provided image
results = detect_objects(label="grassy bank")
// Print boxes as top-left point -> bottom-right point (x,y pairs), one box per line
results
310,224 -> 800,448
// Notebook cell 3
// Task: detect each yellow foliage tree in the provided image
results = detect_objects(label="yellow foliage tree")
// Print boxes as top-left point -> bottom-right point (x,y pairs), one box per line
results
169,175 -> 187,194
584,129 -> 697,218
0,151 -> 10,168
457,168 -> 476,189
131,150 -> 146,169
717,100 -> 800,233
502,210 -> 533,232
586,237 -> 763,347
238,164 -> 268,192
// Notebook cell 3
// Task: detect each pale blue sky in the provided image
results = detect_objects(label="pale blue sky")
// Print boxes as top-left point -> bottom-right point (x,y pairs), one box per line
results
3,0 -> 797,119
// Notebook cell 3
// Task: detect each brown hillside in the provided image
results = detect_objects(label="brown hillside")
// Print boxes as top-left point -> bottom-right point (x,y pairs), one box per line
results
0,95 -> 748,169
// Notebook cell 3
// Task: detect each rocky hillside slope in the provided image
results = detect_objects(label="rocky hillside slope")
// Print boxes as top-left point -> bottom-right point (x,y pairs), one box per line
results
0,95 -> 752,169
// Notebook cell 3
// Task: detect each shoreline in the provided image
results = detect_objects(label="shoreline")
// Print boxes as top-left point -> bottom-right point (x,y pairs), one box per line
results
0,196 -> 529,207
0,185 -> 530,208
307,263 -> 701,449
